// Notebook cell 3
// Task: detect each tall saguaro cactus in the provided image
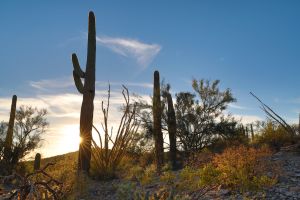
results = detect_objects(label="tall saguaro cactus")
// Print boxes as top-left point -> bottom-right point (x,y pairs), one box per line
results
166,92 -> 177,170
153,71 -> 164,173
72,11 -> 96,173
3,95 -> 17,162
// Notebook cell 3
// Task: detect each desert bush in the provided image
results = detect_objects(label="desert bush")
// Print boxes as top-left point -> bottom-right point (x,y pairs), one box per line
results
116,182 -> 137,200
178,166 -> 200,191
178,165 -> 219,191
140,164 -> 157,186
212,145 -> 277,191
139,151 -> 155,168
160,170 -> 176,185
124,165 -> 144,181
197,163 -> 220,187
184,149 -> 214,169
255,121 -> 295,150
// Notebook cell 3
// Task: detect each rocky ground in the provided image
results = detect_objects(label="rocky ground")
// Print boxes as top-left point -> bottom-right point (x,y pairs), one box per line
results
83,147 -> 300,200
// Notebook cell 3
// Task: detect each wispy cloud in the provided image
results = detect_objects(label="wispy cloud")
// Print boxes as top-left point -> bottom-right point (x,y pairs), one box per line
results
232,114 -> 263,124
96,81 -> 152,89
96,35 -> 161,69
228,103 -> 249,110
29,77 -> 74,91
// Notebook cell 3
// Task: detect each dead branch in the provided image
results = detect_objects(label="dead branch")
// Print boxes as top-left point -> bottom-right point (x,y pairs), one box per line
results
0,162 -> 63,200
250,92 -> 295,135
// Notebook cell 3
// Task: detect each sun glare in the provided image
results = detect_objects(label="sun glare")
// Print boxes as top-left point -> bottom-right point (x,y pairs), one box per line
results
59,124 -> 81,153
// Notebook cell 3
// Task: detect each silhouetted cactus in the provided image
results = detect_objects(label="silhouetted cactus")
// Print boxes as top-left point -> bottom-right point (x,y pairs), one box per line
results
34,153 -> 41,170
153,71 -> 164,173
298,113 -> 300,134
72,11 -> 96,173
245,126 -> 249,139
250,123 -> 254,141
166,91 -> 177,170
3,95 -> 17,162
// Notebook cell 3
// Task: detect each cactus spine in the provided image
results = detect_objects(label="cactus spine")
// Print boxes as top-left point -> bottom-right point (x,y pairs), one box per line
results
153,71 -> 164,173
34,153 -> 41,170
3,95 -> 17,162
166,92 -> 177,170
72,11 -> 96,173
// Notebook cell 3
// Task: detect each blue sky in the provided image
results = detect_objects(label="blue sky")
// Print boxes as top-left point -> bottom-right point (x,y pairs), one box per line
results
1,1 -> 300,157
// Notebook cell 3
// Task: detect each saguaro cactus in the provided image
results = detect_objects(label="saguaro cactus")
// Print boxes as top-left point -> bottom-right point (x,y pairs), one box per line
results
34,153 -> 41,170
153,71 -> 164,173
3,95 -> 17,162
166,91 -> 177,170
250,123 -> 254,141
72,11 -> 96,173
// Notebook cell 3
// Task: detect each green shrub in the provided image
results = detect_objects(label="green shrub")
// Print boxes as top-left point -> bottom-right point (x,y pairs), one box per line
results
125,165 -> 144,181
140,164 -> 157,185
197,163 -> 220,187
116,182 -> 136,200
178,166 -> 199,190
160,171 -> 176,185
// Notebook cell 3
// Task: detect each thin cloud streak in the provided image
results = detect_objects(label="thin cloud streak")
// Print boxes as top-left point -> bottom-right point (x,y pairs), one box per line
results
228,103 -> 249,110
233,114 -> 263,124
29,77 -> 74,91
96,35 -> 161,68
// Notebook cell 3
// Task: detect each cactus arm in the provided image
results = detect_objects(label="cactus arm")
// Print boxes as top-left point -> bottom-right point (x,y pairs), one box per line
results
72,53 -> 85,78
73,71 -> 84,94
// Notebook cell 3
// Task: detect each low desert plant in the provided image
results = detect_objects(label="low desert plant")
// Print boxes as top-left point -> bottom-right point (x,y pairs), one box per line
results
255,121 -> 295,150
116,182 -> 137,200
213,145 -> 277,191
140,164 -> 157,185
160,170 -> 176,185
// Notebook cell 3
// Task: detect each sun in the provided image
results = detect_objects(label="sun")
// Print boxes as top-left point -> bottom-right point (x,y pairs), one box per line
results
79,136 -> 83,144
60,124 -> 82,152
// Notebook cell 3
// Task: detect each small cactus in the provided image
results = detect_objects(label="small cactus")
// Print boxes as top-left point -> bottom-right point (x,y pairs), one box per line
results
34,153 -> 41,170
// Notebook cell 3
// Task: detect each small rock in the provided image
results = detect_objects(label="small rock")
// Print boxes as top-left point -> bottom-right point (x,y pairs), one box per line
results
289,186 -> 300,192
219,189 -> 231,196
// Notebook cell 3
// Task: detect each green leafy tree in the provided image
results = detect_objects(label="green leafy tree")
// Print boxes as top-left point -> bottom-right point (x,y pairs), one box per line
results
175,79 -> 236,153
